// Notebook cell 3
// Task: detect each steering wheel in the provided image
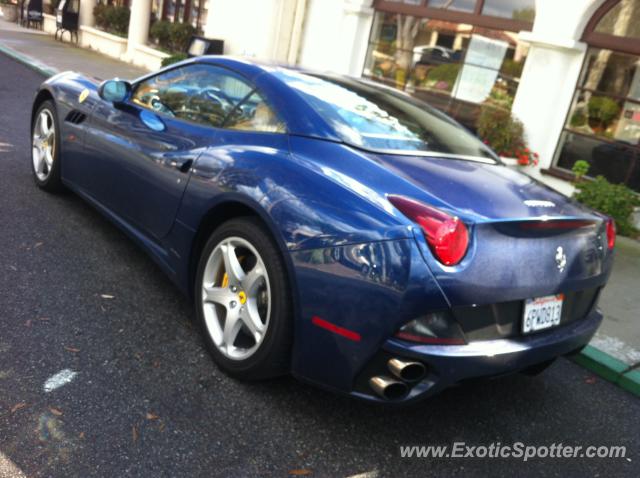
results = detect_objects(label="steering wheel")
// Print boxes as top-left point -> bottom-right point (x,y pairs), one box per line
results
149,95 -> 176,117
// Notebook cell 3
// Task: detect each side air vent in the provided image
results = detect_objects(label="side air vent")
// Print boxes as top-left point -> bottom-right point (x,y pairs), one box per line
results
65,110 -> 87,125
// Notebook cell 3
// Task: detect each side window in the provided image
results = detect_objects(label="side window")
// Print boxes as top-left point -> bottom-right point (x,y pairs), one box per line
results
224,92 -> 286,133
131,64 -> 253,128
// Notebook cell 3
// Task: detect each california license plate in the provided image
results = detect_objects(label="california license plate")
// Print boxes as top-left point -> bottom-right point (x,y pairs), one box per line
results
522,294 -> 564,334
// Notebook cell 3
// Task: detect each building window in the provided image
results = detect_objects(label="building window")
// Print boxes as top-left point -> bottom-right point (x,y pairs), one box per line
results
363,10 -> 530,131
481,0 -> 535,22
155,0 -> 207,32
553,0 -> 640,192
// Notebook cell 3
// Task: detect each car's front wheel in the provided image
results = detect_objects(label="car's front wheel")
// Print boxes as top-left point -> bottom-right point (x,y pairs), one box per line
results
195,217 -> 293,380
31,100 -> 63,192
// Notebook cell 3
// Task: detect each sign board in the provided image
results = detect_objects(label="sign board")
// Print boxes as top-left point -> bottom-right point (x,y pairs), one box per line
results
452,34 -> 508,104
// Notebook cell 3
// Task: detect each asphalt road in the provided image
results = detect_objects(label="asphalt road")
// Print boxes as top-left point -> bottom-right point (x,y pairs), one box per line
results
0,53 -> 638,478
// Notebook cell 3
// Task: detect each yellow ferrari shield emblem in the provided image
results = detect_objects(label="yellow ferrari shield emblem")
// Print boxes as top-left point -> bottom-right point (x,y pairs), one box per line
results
238,291 -> 247,304
79,89 -> 89,104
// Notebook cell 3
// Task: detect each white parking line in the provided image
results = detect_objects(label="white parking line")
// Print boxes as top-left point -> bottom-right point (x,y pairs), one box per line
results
43,369 -> 78,393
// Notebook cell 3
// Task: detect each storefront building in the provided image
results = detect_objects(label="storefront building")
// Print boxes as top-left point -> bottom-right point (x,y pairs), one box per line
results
36,0 -> 639,194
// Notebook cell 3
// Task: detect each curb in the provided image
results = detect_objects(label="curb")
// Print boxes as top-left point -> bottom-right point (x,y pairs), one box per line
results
0,42 -> 57,77
571,345 -> 640,397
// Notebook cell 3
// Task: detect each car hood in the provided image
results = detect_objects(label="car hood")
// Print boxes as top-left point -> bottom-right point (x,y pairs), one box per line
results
370,153 -> 595,222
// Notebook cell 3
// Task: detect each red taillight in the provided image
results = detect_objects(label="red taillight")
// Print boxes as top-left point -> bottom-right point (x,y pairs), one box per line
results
606,218 -> 616,250
388,195 -> 469,266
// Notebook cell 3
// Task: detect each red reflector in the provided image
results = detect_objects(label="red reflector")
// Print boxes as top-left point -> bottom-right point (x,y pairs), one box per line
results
388,195 -> 469,266
395,332 -> 465,345
606,218 -> 616,250
311,316 -> 361,342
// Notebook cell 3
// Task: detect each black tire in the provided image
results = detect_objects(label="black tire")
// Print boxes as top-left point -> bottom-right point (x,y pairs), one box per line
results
195,217 -> 293,380
31,100 -> 64,193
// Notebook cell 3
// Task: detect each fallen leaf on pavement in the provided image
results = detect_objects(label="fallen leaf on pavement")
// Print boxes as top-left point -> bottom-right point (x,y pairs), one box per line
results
146,412 -> 159,420
79,432 -> 85,439
34,242 -> 44,248
24,320 -> 32,328
152,360 -> 160,368
132,425 -> 138,442
289,470 -> 312,476
64,346 -> 81,353
101,294 -> 115,299
585,376 -> 597,384
49,407 -> 63,416
11,403 -> 27,413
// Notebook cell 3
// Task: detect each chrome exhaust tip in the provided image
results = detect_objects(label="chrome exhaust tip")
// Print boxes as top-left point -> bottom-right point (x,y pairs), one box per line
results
387,358 -> 426,382
369,375 -> 409,401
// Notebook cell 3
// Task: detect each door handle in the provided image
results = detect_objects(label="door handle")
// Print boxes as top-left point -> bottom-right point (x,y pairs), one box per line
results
170,158 -> 194,173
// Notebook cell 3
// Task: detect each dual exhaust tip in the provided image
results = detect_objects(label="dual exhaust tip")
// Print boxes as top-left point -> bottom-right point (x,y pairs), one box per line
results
369,358 -> 426,401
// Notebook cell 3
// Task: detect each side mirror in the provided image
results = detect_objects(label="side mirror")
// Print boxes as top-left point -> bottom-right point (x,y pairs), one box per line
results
98,79 -> 132,103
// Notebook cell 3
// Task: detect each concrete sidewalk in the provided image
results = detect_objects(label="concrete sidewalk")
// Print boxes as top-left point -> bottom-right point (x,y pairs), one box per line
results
0,18 -> 145,80
1,16 -> 639,396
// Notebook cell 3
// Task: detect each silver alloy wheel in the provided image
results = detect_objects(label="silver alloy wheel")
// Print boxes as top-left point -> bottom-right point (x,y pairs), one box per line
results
201,236 -> 272,360
32,109 -> 56,181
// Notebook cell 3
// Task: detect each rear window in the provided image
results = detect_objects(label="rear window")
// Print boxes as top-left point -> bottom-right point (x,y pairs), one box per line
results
273,70 -> 497,161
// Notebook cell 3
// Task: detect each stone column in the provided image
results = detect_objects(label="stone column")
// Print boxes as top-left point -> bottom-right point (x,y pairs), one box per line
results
297,0 -> 374,75
126,0 -> 152,58
78,0 -> 97,27
511,0 -> 608,173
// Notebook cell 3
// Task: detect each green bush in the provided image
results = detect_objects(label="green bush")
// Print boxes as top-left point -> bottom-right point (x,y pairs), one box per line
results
574,176 -> 640,236
571,160 -> 590,182
161,53 -> 188,67
570,109 -> 587,127
150,21 -> 195,53
93,4 -> 130,36
150,21 -> 172,50
587,96 -> 620,128
170,23 -> 196,52
424,63 -> 460,91
476,104 -> 525,156
500,59 -> 524,78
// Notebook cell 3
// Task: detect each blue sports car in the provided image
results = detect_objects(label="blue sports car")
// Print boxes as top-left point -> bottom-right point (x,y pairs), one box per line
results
31,57 -> 615,403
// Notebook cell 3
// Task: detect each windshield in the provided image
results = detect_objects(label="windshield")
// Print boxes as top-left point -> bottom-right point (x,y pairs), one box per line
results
273,70 -> 497,161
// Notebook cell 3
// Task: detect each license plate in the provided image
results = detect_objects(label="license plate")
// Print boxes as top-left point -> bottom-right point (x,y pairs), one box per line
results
522,294 -> 564,334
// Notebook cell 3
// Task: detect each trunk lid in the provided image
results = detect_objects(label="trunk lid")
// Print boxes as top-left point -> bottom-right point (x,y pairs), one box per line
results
372,153 -> 613,306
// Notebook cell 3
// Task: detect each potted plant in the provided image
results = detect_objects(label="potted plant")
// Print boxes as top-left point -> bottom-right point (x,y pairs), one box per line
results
1,0 -> 19,22
477,104 -> 539,167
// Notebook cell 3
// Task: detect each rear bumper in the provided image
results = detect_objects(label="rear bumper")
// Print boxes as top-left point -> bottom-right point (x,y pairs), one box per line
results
353,307 -> 603,404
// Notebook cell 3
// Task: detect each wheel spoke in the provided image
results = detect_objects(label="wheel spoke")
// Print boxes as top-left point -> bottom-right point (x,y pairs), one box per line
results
202,284 -> 231,306
221,242 -> 245,284
34,148 -> 46,174
242,265 -> 264,294
44,148 -> 54,167
241,305 -> 265,342
39,112 -> 50,136
222,309 -> 242,349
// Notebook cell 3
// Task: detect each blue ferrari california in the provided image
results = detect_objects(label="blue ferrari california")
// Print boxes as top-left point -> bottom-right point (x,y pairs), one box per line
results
30,57 -> 615,403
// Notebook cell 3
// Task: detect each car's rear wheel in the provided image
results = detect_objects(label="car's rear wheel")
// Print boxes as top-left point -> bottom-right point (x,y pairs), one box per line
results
195,217 -> 292,379
31,100 -> 63,192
